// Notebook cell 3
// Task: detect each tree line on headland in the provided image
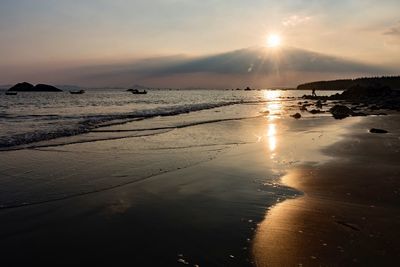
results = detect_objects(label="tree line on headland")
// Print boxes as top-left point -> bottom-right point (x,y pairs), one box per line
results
297,76 -> 400,90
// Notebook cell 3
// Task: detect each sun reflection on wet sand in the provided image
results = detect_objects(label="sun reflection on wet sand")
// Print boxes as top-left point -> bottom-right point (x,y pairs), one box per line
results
267,123 -> 277,153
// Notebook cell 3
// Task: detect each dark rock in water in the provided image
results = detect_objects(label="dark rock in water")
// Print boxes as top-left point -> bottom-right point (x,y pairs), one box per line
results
8,82 -> 62,92
369,105 -> 380,110
34,84 -> 62,92
291,113 -> 301,119
352,112 -> 367,117
330,105 -> 353,119
369,128 -> 388,134
300,105 -> 308,111
309,109 -> 323,114
316,100 -> 323,109
8,82 -> 34,91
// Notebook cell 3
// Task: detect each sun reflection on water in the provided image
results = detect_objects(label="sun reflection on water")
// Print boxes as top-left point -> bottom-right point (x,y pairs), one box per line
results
263,90 -> 282,120
263,90 -> 281,101
262,90 -> 282,157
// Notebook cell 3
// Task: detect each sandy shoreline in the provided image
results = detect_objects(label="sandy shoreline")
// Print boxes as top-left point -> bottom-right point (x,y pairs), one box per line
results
253,114 -> 400,266
0,100 -> 399,266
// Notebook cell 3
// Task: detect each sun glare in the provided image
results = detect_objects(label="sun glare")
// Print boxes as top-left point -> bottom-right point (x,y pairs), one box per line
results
266,34 -> 282,48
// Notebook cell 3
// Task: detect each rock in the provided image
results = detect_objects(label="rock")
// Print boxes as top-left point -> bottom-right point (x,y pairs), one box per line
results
34,84 -> 63,92
316,100 -> 323,109
369,128 -> 388,134
300,105 -> 308,111
309,109 -> 323,114
8,82 -> 62,92
352,112 -> 367,117
8,82 -> 34,91
330,105 -> 353,119
341,84 -> 392,99
291,113 -> 301,119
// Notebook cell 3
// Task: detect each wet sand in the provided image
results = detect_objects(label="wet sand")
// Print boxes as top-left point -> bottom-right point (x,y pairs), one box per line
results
253,114 -> 400,266
1,101 -> 399,266
0,112 -> 298,266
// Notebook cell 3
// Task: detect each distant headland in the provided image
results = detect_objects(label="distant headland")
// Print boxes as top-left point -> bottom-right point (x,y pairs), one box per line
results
297,76 -> 400,91
8,82 -> 62,92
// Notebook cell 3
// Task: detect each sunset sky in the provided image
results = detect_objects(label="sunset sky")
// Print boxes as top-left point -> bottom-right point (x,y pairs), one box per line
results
1,0 -> 399,87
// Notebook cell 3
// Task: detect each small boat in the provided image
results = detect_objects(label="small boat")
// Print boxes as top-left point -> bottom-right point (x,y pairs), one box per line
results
244,86 -> 252,91
5,91 -> 17,95
128,89 -> 147,94
69,89 -> 85,94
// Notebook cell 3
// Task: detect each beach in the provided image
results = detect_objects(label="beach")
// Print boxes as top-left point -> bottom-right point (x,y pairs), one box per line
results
253,114 -> 400,266
0,90 -> 399,266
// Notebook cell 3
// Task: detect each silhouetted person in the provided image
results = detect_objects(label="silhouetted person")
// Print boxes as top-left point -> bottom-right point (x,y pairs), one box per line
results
312,89 -> 317,97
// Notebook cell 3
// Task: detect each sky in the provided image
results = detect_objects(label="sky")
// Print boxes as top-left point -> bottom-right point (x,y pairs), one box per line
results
0,0 -> 399,88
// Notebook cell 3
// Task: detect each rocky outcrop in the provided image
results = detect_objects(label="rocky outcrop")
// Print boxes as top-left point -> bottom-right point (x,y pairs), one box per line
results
340,84 -> 392,99
8,82 -> 34,91
369,128 -> 388,134
329,105 -> 354,119
291,113 -> 301,119
8,82 -> 62,92
302,84 -> 400,113
34,84 -> 62,92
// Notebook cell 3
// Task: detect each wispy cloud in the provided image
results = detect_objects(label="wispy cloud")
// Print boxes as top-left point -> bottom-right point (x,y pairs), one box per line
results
384,21 -> 400,36
69,47 -> 392,87
282,15 -> 311,27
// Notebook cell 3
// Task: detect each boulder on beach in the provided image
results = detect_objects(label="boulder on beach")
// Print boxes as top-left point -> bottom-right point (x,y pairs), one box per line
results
8,82 -> 62,92
291,113 -> 301,119
369,128 -> 388,134
330,105 -> 353,119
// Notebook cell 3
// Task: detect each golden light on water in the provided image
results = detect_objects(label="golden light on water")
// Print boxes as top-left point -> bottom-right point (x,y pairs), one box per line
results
263,90 -> 281,101
263,90 -> 282,121
262,90 -> 281,154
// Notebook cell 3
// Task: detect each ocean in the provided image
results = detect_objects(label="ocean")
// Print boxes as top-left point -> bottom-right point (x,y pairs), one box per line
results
0,89 -> 337,150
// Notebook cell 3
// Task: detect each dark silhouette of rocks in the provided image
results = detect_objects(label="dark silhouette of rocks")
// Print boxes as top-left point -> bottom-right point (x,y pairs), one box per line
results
340,84 -> 392,99
34,84 -> 62,92
8,82 -> 34,91
330,105 -> 354,119
369,128 -> 388,134
297,76 -> 400,91
8,82 -> 62,92
291,113 -> 301,119
309,109 -> 323,114
301,83 -> 400,115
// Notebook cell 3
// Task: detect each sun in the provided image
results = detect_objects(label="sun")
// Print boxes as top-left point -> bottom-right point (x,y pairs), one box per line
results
266,34 -> 282,48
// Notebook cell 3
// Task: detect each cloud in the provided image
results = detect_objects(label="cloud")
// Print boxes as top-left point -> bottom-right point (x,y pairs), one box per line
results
1,46 -> 392,88
72,46 -> 392,88
282,15 -> 311,27
384,21 -> 400,36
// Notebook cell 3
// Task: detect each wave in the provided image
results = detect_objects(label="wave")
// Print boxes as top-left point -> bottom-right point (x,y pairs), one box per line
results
0,100 -> 249,149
